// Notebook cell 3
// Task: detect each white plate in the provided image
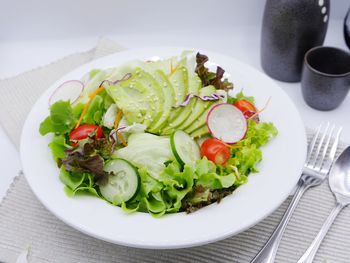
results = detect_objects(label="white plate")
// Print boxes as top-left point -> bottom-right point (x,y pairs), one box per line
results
20,47 -> 307,249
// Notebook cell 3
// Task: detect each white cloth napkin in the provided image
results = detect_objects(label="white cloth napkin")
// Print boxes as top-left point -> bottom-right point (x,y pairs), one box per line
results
0,38 -> 349,263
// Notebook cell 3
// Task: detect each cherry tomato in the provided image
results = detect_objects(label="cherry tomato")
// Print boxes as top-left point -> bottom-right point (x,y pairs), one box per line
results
69,124 -> 103,144
200,138 -> 231,165
234,99 -> 257,119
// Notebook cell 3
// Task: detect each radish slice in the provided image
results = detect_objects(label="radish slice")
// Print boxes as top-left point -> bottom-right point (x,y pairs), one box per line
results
206,103 -> 247,144
49,80 -> 84,106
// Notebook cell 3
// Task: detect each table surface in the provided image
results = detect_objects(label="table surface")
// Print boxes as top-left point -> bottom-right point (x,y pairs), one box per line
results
0,19 -> 349,200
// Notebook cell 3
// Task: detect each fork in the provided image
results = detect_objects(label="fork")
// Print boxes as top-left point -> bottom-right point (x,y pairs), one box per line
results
251,123 -> 342,263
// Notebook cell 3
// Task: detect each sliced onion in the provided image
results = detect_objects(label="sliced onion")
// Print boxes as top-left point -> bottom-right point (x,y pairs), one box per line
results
109,126 -> 127,141
100,73 -> 132,88
206,103 -> 247,144
243,110 -> 260,123
109,126 -> 127,150
49,80 -> 84,106
173,93 -> 225,108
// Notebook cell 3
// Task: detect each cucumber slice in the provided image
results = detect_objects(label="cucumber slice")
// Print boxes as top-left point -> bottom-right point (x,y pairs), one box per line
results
100,159 -> 140,205
170,130 -> 200,167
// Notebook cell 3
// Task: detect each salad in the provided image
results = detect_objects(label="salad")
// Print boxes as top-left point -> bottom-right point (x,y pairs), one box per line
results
39,51 -> 277,217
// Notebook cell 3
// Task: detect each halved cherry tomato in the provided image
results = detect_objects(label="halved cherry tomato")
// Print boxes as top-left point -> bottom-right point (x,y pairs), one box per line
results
200,138 -> 230,165
69,124 -> 103,145
234,99 -> 257,119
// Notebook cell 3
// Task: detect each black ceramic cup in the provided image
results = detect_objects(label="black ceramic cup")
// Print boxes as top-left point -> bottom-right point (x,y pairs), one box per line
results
301,46 -> 350,110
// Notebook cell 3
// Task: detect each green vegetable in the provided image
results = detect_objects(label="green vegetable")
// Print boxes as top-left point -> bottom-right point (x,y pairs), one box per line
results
229,120 -> 278,175
48,135 -> 70,161
105,68 -> 164,128
59,167 -> 99,197
158,162 -> 195,213
195,52 -> 233,91
177,85 -> 216,131
195,157 -> 236,189
79,70 -> 108,103
190,124 -> 210,139
170,130 -> 200,167
59,137 -> 114,186
39,52 -> 279,217
83,94 -> 104,124
184,90 -> 227,134
160,66 -> 190,133
100,159 -> 140,205
114,133 -> 174,179
243,120 -> 278,147
147,70 -> 175,133
121,167 -> 164,215
227,90 -> 255,105
39,101 -> 77,135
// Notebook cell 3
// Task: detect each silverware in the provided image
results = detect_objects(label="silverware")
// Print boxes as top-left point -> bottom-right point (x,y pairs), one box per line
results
251,123 -> 342,263
297,145 -> 350,263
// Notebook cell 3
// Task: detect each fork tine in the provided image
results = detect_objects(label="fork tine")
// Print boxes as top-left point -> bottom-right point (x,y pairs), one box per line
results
309,122 -> 330,167
321,126 -> 343,172
307,124 -> 322,163
315,124 -> 335,170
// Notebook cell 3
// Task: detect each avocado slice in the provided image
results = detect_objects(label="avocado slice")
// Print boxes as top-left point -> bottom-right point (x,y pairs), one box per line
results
161,70 -> 201,135
134,68 -> 165,128
105,67 -> 164,128
167,65 -> 189,120
185,90 -> 227,134
106,78 -> 148,124
190,124 -> 210,139
177,85 -> 216,131
148,70 -> 176,133
137,58 -> 189,133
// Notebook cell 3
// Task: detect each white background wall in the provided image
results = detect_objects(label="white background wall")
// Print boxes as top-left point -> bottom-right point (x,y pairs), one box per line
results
1,0 -> 349,41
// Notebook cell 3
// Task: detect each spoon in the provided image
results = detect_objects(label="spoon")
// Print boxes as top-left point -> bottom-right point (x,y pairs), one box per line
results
297,146 -> 350,263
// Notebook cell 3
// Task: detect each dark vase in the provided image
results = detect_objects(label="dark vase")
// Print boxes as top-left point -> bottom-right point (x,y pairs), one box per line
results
345,7 -> 350,49
261,0 -> 330,82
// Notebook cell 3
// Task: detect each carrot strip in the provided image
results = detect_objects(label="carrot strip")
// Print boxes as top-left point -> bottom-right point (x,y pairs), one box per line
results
113,111 -> 123,129
220,140 -> 241,150
75,85 -> 105,129
249,97 -> 271,121
169,60 -> 178,76
117,132 -> 127,146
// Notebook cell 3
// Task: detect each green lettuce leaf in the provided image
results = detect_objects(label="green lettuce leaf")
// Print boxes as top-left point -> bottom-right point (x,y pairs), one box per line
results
196,172 -> 236,190
48,135 -> 70,161
195,157 -> 236,190
39,101 -> 77,135
122,162 -> 196,216
142,193 -> 167,217
59,167 -> 86,190
158,162 -> 195,213
59,167 -> 99,197
113,133 -> 174,180
228,120 -> 277,176
181,158 -> 237,212
83,94 -> 104,125
229,145 -> 262,175
72,103 -> 84,119
138,167 -> 163,197
121,167 -> 164,216
227,90 -> 255,105
243,120 -> 278,148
